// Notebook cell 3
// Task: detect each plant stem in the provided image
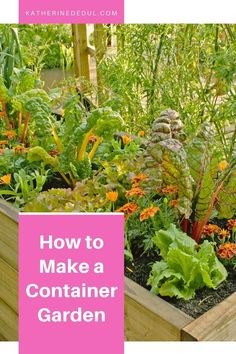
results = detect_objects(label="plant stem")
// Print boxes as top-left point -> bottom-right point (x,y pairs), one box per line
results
21,112 -> 30,144
51,126 -> 63,153
88,137 -> 103,160
17,112 -> 22,128
78,128 -> 93,161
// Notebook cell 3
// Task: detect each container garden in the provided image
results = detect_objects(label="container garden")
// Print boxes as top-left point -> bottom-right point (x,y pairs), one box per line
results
125,276 -> 236,341
1,200 -> 236,341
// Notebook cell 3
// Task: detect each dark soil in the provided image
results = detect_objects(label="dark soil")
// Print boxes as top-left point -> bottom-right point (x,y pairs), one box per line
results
125,251 -> 236,319
42,173 -> 69,191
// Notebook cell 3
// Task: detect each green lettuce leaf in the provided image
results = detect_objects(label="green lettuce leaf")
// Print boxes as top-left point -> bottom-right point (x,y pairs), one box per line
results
148,224 -> 227,300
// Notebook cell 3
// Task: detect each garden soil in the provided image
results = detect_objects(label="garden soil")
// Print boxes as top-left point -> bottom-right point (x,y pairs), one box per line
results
125,251 -> 236,319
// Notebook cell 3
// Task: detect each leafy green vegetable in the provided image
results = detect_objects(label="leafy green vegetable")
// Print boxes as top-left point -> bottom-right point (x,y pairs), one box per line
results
148,224 -> 227,300
145,110 -> 236,242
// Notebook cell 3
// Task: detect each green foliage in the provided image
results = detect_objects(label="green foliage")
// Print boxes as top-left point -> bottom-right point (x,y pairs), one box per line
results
23,178 -> 108,213
17,25 -> 73,71
102,24 -> 236,149
13,169 -> 48,206
87,107 -> 124,138
26,105 -> 124,186
145,109 -> 236,241
217,161 -> 236,218
148,224 -> 227,300
0,75 -> 9,101
12,89 -> 52,136
0,168 -> 48,207
9,68 -> 41,95
147,109 -> 193,218
0,26 -> 23,88
0,149 -> 35,177
28,147 -> 59,169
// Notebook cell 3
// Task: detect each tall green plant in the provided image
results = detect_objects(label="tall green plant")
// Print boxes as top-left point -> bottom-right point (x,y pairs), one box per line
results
0,26 -> 23,88
101,24 -> 236,152
145,109 -> 236,243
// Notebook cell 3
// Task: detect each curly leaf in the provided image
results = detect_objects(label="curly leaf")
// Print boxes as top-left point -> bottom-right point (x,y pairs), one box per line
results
88,107 -> 124,138
148,224 -> 227,300
28,146 -> 59,169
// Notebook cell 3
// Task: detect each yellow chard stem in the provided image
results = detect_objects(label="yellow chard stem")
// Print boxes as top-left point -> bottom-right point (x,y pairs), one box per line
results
52,127 -> 63,153
88,136 -> 103,161
68,171 -> 77,188
78,128 -> 93,161
59,172 -> 72,187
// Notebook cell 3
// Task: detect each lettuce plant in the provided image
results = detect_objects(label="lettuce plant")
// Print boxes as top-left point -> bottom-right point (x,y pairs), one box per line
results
147,224 -> 227,300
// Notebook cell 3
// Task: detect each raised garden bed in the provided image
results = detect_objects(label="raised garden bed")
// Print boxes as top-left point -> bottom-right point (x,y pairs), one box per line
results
0,200 -> 18,341
125,276 -> 236,341
1,200 -> 236,342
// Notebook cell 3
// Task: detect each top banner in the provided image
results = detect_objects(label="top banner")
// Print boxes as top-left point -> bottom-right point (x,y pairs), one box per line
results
19,0 -> 124,23
1,0 -> 236,24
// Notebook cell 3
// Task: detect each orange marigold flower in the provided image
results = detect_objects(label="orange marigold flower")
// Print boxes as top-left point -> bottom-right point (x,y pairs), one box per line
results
218,243 -> 236,260
218,160 -> 229,171
0,174 -> 11,185
106,191 -> 119,202
0,148 -> 4,155
89,135 -> 98,144
131,173 -> 148,185
162,185 -> 178,194
125,186 -> 145,198
117,202 -> 139,215
140,206 -> 160,222
169,199 -> 179,208
219,229 -> 230,239
138,130 -> 145,137
0,140 -> 8,146
227,219 -> 236,230
122,135 -> 131,145
2,130 -> 17,139
13,145 -> 28,154
202,224 -> 221,236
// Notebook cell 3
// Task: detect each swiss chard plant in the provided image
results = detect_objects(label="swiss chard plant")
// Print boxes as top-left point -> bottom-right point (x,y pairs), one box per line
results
148,224 -> 227,300
27,105 -> 124,187
145,109 -> 236,242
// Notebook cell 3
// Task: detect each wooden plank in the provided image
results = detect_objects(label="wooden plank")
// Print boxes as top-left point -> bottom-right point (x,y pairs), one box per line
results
182,292 -> 236,341
72,24 -> 90,91
0,200 -> 18,223
0,298 -> 18,341
87,44 -> 95,57
94,24 -> 107,104
125,277 -> 193,341
0,212 -> 18,270
0,258 -> 18,313
0,333 -> 6,341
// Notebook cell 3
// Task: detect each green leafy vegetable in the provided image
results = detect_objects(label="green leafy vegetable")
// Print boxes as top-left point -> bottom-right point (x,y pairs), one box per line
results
148,224 -> 227,300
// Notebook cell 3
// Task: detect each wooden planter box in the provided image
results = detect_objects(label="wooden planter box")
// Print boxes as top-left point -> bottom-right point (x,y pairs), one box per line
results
125,276 -> 236,341
0,200 -> 18,341
1,200 -> 236,341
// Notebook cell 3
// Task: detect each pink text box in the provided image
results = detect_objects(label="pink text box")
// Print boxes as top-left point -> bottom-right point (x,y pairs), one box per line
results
19,0 -> 124,23
19,213 -> 124,354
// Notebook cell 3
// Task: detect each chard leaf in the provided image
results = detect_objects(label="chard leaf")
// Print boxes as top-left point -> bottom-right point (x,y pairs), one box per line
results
217,162 -> 236,218
28,146 -> 59,169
